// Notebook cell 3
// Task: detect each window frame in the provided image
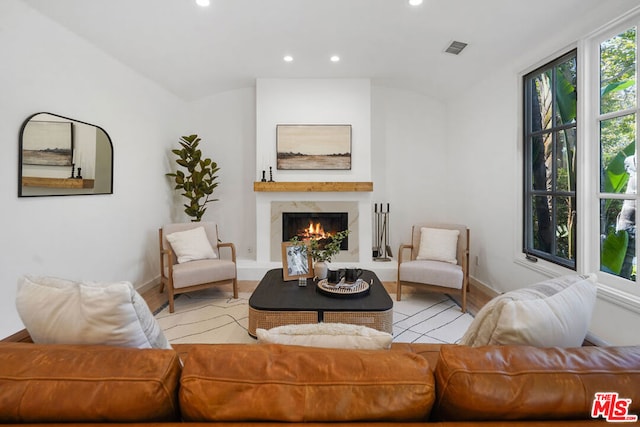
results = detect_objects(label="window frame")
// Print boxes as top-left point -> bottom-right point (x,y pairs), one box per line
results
588,18 -> 640,298
522,49 -> 578,270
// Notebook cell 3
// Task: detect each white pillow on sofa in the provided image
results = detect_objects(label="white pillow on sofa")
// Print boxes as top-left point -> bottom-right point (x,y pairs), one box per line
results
16,276 -> 171,349
166,226 -> 217,264
416,227 -> 459,264
460,274 -> 597,348
256,323 -> 392,350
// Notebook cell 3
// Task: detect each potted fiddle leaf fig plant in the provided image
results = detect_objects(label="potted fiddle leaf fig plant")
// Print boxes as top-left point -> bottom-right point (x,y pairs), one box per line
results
166,134 -> 219,222
291,229 -> 350,279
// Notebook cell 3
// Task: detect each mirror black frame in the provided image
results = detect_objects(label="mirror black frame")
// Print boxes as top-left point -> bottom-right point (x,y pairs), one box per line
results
18,112 -> 114,197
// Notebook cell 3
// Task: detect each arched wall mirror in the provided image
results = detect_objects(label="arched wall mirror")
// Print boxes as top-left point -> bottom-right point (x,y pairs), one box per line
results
19,112 -> 113,197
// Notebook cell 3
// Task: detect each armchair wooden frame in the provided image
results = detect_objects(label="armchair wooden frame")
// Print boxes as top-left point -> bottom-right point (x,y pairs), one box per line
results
159,224 -> 238,313
396,224 -> 469,313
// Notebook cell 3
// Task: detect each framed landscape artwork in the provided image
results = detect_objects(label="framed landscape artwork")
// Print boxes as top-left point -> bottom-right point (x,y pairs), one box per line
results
276,124 -> 352,170
22,121 -> 73,166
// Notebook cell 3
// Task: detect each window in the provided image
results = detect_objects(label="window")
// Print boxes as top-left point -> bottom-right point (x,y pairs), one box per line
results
520,13 -> 640,303
597,27 -> 637,283
523,50 -> 578,269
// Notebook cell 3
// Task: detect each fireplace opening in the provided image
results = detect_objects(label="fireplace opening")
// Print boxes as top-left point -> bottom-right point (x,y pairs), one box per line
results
282,212 -> 348,250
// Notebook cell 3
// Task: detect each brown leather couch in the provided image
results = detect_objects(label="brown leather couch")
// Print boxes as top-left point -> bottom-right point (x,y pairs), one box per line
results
1,341 -> 638,425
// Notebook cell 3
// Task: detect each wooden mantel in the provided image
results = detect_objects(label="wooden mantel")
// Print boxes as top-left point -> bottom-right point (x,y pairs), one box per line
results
22,177 -> 95,189
253,181 -> 373,192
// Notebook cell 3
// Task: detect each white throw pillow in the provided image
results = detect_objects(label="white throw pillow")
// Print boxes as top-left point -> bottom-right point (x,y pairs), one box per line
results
416,227 -> 460,264
165,226 -> 217,264
460,274 -> 597,348
256,323 -> 392,350
16,276 -> 171,349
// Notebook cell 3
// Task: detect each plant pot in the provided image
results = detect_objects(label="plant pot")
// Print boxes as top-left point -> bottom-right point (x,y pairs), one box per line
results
314,261 -> 328,280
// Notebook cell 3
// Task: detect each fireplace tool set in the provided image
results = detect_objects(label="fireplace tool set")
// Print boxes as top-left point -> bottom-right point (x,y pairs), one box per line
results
373,203 -> 392,261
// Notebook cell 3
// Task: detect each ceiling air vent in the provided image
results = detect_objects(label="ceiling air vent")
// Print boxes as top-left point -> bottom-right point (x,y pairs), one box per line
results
444,41 -> 468,55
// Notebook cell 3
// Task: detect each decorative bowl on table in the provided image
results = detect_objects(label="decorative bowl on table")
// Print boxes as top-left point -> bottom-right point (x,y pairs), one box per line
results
316,278 -> 370,298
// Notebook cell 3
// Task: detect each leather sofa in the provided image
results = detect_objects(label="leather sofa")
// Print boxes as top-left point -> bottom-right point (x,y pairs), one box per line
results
1,341 -> 638,425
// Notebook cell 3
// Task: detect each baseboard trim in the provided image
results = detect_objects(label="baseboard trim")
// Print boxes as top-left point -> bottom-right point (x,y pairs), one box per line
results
136,275 -> 161,294
1,328 -> 32,343
585,332 -> 611,347
469,276 -> 500,299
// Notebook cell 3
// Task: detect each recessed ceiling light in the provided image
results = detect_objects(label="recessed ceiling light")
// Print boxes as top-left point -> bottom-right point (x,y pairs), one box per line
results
330,55 -> 340,62
196,0 -> 210,7
283,55 -> 293,62
409,0 -> 423,6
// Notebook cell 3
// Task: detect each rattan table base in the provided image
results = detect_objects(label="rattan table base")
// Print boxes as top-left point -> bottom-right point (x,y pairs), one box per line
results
248,308 -> 317,335
324,310 -> 393,333
248,269 -> 394,337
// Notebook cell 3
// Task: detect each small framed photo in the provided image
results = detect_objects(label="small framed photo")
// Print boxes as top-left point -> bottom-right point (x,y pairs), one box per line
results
281,242 -> 313,281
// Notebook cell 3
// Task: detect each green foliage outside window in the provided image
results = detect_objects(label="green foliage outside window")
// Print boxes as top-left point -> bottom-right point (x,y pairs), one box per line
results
599,28 -> 637,281
524,51 -> 577,268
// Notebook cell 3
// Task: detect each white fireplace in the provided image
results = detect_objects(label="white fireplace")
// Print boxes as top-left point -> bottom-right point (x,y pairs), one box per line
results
241,190 -> 396,281
270,201 -> 359,262
256,192 -> 371,264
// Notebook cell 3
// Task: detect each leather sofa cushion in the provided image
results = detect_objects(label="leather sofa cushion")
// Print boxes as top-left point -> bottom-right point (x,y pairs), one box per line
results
0,342 -> 181,423
180,343 -> 435,422
432,345 -> 640,421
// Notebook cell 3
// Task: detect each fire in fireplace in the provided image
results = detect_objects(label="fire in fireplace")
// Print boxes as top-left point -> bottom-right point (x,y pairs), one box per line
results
282,212 -> 348,250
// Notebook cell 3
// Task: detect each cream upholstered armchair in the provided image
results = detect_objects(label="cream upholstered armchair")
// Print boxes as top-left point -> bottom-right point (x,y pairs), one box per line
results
396,223 -> 469,312
159,222 -> 237,313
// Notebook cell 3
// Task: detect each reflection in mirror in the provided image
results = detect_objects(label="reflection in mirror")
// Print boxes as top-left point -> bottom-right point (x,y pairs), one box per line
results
19,112 -> 113,197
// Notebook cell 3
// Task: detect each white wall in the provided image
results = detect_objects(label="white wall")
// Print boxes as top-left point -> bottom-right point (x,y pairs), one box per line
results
0,1 -> 186,337
254,79 -> 373,266
371,86 -> 448,254
445,68 -> 545,291
187,88 -> 257,258
256,79 -> 372,183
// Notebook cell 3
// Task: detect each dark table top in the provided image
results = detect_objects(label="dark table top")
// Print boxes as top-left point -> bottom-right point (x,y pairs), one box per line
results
249,268 -> 393,312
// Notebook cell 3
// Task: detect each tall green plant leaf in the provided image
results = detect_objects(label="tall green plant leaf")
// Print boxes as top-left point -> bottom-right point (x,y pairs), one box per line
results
556,67 -> 577,123
604,141 -> 635,194
601,230 -> 629,274
601,79 -> 635,96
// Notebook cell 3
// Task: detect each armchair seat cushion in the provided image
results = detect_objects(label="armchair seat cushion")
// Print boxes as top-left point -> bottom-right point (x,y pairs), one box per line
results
399,260 -> 463,290
170,259 -> 236,289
